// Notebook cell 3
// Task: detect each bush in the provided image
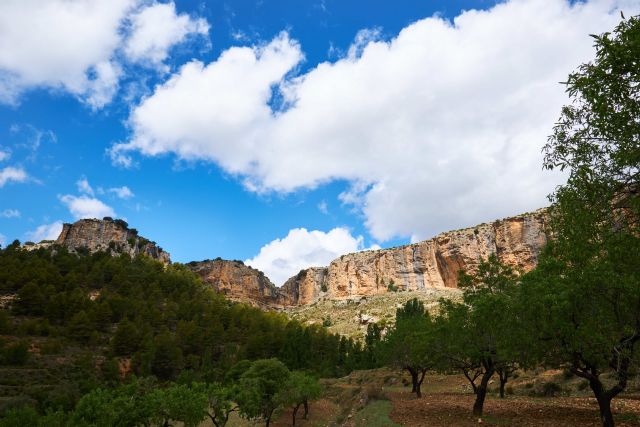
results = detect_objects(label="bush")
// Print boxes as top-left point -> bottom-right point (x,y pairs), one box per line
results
387,280 -> 398,292
364,384 -> 388,401
542,381 -> 562,397
2,341 -> 30,365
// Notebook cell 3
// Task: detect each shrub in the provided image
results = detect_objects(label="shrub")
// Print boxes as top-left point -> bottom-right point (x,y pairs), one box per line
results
364,384 -> 388,401
562,369 -> 573,380
542,381 -> 562,397
2,341 -> 30,365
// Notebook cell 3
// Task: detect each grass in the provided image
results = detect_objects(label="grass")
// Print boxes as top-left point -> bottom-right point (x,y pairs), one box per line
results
354,400 -> 401,427
482,414 -> 514,425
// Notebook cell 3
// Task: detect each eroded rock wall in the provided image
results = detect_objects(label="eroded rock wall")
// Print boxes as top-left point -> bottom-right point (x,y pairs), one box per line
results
284,209 -> 548,303
54,219 -> 171,264
186,259 -> 288,308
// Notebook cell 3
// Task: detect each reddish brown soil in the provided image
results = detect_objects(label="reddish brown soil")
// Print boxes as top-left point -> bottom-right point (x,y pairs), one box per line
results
389,391 -> 640,426
265,370 -> 640,426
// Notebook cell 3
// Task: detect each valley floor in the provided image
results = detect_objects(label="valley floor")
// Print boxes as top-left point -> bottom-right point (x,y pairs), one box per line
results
224,369 -> 640,427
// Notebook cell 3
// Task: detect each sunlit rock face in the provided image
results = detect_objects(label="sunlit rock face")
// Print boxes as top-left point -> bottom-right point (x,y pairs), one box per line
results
281,209 -> 548,304
280,267 -> 328,306
54,218 -> 171,264
186,258 -> 289,308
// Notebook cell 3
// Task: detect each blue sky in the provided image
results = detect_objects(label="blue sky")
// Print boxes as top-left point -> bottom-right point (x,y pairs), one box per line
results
0,0 -> 636,284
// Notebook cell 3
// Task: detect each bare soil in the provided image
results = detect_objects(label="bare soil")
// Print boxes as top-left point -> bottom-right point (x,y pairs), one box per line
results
261,369 -> 640,427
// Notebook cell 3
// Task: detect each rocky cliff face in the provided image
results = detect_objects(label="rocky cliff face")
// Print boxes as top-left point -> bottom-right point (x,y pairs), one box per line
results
283,209 -> 548,304
280,267 -> 328,306
53,218 -> 171,264
186,259 -> 288,308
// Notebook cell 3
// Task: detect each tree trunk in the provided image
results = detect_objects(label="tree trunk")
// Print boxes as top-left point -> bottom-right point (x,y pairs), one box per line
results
208,413 -> 220,427
292,403 -> 301,426
415,368 -> 427,398
473,365 -> 495,416
303,399 -> 309,419
407,367 -> 418,394
589,378 -> 615,427
498,368 -> 509,399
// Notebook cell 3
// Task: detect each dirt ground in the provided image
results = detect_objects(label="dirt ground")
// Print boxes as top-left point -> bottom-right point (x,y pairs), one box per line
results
260,369 -> 640,427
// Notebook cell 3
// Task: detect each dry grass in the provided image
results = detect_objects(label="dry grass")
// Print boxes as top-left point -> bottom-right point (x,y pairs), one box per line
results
285,289 -> 462,339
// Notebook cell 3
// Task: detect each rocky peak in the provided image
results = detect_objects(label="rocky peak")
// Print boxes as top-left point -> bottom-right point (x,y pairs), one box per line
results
186,258 -> 288,308
53,218 -> 171,264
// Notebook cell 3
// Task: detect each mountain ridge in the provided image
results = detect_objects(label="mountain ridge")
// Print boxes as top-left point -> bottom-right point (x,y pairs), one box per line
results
23,208 -> 548,308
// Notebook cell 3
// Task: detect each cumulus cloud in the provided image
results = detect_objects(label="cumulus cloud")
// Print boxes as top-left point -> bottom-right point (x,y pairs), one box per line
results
76,177 -> 94,196
0,166 -> 28,187
110,31 -> 303,169
109,186 -> 135,199
1,209 -> 20,218
0,233 -> 5,247
115,0 -> 639,242
246,227 -> 364,285
0,148 -> 10,162
0,0 -> 209,108
59,194 -> 116,219
25,221 -> 63,242
124,1 -> 209,66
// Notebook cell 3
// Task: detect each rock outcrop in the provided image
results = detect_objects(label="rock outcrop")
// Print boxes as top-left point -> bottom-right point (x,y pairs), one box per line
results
53,218 -> 171,264
186,259 -> 288,308
282,209 -> 548,304
280,267 -> 328,306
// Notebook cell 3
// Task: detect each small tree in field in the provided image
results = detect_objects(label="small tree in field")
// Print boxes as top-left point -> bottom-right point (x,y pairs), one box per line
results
384,298 -> 437,398
278,371 -> 322,426
236,359 -> 290,427
190,382 -> 238,427
436,255 -> 522,416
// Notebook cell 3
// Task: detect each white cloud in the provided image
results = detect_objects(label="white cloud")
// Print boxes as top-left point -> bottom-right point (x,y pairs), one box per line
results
59,194 -> 116,219
117,0 -> 639,242
318,200 -> 328,215
76,177 -> 94,196
0,166 -> 28,187
1,209 -> 20,218
110,31 -> 303,169
124,1 -> 209,66
246,227 -> 364,285
0,148 -> 10,162
25,221 -> 63,242
0,0 -> 210,108
0,233 -> 5,247
109,186 -> 135,199
0,0 -> 133,108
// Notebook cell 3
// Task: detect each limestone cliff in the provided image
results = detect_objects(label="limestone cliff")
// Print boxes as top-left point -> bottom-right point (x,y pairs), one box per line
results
282,209 -> 548,304
53,218 -> 171,264
280,267 -> 328,305
186,259 -> 287,308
